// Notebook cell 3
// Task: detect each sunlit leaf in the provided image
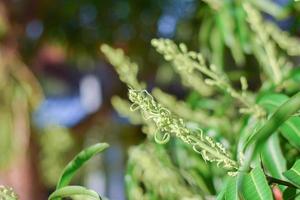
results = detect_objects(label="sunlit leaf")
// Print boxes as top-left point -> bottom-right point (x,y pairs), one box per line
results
216,180 -> 227,200
280,117 -> 300,150
258,93 -> 288,112
56,143 -> 109,189
225,176 -> 239,200
241,167 -> 273,200
245,92 -> 300,152
48,186 -> 101,200
261,133 -> 286,181
258,93 -> 300,149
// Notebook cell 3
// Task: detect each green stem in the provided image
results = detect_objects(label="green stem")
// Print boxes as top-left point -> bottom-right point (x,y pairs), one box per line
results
192,136 -> 238,169
266,175 -> 298,189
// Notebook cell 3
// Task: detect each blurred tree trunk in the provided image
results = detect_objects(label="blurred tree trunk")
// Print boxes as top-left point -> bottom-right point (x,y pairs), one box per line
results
0,2 -> 45,199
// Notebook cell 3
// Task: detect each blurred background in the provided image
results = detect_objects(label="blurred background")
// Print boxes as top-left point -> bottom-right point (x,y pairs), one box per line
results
0,0 -> 200,199
0,0 -> 299,199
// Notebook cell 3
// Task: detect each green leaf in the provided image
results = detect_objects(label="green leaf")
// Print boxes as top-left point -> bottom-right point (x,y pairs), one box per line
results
245,92 -> 300,150
258,93 -> 300,150
261,133 -> 286,180
283,160 -> 300,188
241,167 -> 273,200
280,117 -> 300,150
283,187 -> 296,200
235,4 -> 250,53
210,25 -> 224,69
56,143 -> 109,189
225,176 -> 239,200
258,93 -> 288,113
48,186 -> 101,200
216,180 -> 227,200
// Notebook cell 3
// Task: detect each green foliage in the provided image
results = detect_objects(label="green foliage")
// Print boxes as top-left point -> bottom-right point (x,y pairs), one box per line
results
49,143 -> 109,200
261,133 -> 286,181
48,186 -> 101,200
151,38 -> 265,117
241,167 -> 273,200
225,176 -> 239,200
258,93 -> 300,149
102,22 -> 300,197
55,143 -> 109,189
126,143 -> 201,200
284,160 -> 300,188
4,0 -> 300,199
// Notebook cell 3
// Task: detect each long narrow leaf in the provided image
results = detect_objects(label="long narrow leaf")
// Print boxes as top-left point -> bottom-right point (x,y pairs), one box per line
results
245,91 -> 300,149
258,93 -> 288,112
48,186 -> 101,200
241,167 -> 273,200
216,180 -> 227,200
240,92 -> 300,191
225,176 -> 239,200
283,160 -> 300,188
56,143 -> 109,189
280,117 -> 300,150
258,93 -> 300,149
261,133 -> 286,180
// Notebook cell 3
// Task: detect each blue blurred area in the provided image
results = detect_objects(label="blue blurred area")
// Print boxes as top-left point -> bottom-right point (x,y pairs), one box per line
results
157,0 -> 196,37
266,0 -> 294,30
34,74 -> 102,128
34,96 -> 87,127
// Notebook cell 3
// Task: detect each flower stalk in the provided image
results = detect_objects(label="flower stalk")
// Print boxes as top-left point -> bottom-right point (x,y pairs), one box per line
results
128,89 -> 238,171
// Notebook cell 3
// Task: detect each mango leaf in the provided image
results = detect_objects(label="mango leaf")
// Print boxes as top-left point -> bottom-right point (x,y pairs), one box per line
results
225,176 -> 239,200
283,187 -> 296,200
261,133 -> 286,181
216,179 -> 227,200
235,4 -> 250,53
48,186 -> 101,200
283,160 -> 300,188
241,167 -> 273,200
50,143 -> 109,200
280,117 -> 300,150
258,93 -> 300,149
56,143 -> 109,189
258,93 -> 288,113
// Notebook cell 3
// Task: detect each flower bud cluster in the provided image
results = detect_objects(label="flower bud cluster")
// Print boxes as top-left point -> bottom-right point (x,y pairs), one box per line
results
129,89 -> 238,170
0,186 -> 18,200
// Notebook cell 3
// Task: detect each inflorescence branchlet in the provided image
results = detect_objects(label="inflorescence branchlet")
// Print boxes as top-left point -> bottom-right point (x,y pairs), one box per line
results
0,185 -> 18,200
101,43 -> 239,171
243,3 -> 287,85
266,22 -> 300,56
151,39 -> 214,97
151,38 -> 265,118
128,89 -> 238,171
100,44 -> 144,89
126,144 -> 200,200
